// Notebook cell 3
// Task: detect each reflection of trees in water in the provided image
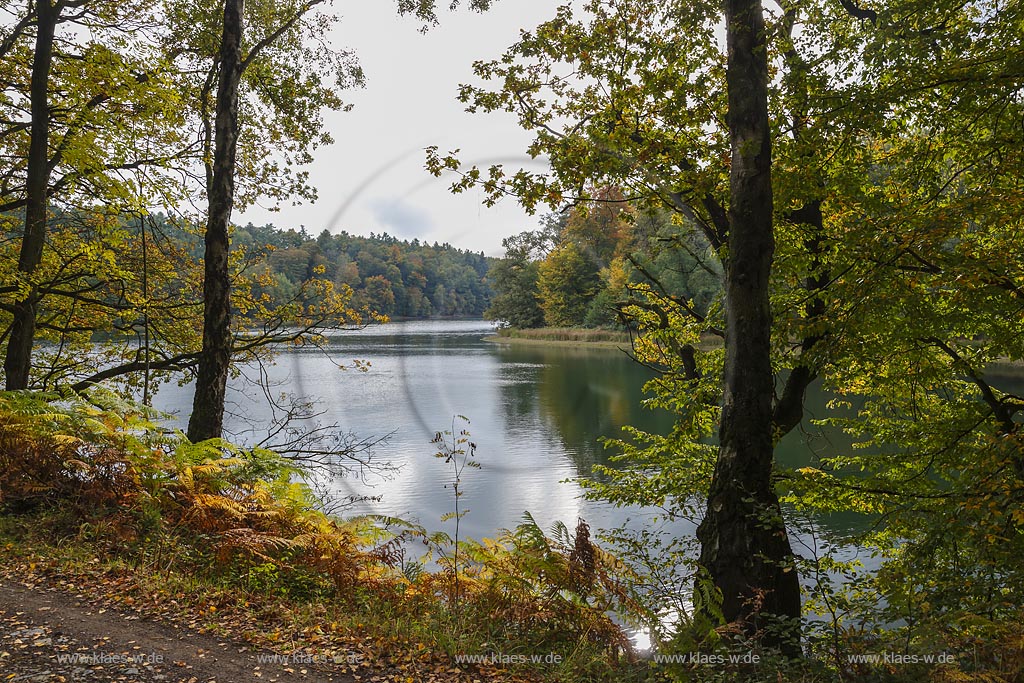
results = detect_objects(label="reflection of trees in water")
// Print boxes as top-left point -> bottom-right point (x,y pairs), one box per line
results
785,369 -> 1024,541
491,346 -> 1024,544
495,362 -> 543,431
494,344 -> 674,478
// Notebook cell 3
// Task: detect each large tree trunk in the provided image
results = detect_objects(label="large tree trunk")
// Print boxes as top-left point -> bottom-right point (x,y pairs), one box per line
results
695,0 -> 802,655
187,0 -> 244,442
4,0 -> 57,390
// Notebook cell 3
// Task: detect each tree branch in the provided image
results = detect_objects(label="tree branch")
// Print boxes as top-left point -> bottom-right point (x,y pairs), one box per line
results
836,0 -> 877,25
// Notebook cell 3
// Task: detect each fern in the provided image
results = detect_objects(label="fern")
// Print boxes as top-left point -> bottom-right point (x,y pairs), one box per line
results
0,390 -> 642,668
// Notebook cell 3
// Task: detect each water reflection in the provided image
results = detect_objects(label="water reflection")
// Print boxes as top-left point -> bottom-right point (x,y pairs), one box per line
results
493,342 -> 675,476
150,319 -> 1024,548
150,320 -> 663,540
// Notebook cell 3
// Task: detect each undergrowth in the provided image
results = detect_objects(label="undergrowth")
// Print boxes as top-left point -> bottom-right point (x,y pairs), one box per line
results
1,389 -> 1019,682
493,327 -> 632,343
0,389 -> 647,682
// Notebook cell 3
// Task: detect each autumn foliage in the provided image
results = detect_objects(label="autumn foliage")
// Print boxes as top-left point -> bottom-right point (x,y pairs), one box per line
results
0,390 -> 642,679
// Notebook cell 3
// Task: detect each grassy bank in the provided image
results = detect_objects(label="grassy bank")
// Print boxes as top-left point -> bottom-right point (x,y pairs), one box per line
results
485,327 -> 726,352
485,327 -> 633,349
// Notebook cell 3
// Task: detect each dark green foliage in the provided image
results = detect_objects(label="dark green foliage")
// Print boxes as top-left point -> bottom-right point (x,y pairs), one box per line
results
486,206 -> 722,330
484,258 -> 544,328
484,231 -> 547,328
583,288 -> 619,328
233,224 -> 494,318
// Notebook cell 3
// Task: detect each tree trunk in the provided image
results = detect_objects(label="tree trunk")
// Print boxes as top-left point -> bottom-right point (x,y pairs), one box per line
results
4,0 -> 57,390
695,0 -> 802,655
187,0 -> 244,442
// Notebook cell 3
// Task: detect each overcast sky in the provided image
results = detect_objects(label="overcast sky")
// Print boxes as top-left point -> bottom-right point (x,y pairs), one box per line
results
237,2 -> 565,257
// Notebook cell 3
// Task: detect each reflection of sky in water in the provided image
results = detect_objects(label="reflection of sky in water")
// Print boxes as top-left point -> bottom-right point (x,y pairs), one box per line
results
151,319 -> 678,542
149,319 -> 911,549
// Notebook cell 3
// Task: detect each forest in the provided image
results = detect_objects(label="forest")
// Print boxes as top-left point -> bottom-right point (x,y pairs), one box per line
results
484,196 -> 721,330
232,222 -> 493,318
1,0 -> 1023,682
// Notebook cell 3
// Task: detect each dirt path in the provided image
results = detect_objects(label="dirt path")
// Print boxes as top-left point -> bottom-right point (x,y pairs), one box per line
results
0,579 -> 355,683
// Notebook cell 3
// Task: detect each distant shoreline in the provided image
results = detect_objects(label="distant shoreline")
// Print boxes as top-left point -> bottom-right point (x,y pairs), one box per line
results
482,327 -> 633,350
482,334 -> 631,350
483,333 -> 1024,375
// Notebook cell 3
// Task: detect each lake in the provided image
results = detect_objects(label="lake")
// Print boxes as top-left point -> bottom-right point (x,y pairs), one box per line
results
151,318 -> 904,553
146,318 -> 1024,644
154,319 -> 682,539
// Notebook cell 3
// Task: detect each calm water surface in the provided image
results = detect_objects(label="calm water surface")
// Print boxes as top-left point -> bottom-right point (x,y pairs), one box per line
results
154,319 -> 968,554
155,319 -> 681,540
148,319 -> 1024,644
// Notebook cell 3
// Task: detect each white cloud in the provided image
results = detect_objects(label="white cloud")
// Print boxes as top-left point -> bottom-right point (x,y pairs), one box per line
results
368,197 -> 434,238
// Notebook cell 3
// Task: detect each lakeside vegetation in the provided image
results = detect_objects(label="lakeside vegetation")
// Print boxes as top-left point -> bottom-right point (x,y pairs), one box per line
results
485,327 -> 728,355
489,327 -> 633,344
483,201 -> 720,332
4,386 -> 1021,682
432,0 -> 1024,677
0,391 -> 646,683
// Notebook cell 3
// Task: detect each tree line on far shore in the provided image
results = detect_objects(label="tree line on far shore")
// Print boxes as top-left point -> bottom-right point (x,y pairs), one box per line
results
233,223 -> 494,318
484,189 -> 721,330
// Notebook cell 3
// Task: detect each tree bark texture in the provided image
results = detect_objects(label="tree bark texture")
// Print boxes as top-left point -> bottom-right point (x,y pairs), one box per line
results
695,0 -> 802,655
4,0 -> 57,390
187,0 -> 244,442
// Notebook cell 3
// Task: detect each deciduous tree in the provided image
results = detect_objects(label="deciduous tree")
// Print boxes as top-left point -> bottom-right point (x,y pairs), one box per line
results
537,242 -> 601,327
0,0 -> 190,389
428,0 -> 1024,656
